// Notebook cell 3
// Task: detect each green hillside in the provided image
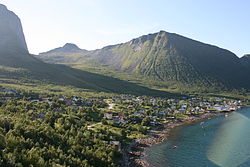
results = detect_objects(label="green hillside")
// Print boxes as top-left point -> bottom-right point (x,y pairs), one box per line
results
0,51 -> 174,96
0,4 -> 175,97
91,31 -> 249,88
39,31 -> 250,91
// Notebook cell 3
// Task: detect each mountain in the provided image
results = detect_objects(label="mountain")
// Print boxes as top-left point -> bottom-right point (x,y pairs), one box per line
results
40,43 -> 84,55
0,4 -> 38,67
0,4 -> 28,53
0,4 -> 171,97
91,31 -> 250,88
241,54 -> 250,69
38,43 -> 88,64
39,31 -> 250,90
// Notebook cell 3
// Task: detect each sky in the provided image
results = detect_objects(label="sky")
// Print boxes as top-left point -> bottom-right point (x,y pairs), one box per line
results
1,0 -> 249,57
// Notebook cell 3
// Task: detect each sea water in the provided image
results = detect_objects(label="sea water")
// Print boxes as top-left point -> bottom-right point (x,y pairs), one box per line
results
144,108 -> 250,167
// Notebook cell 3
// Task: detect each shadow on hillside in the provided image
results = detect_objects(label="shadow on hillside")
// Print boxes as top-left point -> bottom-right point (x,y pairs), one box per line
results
0,52 -> 182,97
45,64 -> 182,97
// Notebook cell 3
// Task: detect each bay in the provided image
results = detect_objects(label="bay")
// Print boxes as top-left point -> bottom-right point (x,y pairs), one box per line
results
144,108 -> 250,167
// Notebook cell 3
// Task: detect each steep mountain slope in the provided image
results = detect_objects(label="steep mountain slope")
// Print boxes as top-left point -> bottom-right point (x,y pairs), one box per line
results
39,31 -> 250,90
0,4 -> 170,96
90,31 -> 250,88
0,4 -> 28,53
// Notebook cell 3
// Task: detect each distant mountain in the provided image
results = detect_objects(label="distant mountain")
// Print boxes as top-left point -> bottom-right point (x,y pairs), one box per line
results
37,43 -> 88,64
39,31 -> 250,90
40,43 -> 85,55
0,4 -> 170,96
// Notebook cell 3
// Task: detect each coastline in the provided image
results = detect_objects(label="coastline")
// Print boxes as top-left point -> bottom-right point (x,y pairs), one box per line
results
121,112 -> 225,167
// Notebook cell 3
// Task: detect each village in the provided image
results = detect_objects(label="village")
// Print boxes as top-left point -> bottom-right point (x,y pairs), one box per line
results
0,88 -> 247,148
0,88 -> 244,121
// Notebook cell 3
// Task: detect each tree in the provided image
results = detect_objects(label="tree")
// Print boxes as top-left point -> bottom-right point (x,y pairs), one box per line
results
141,116 -> 150,126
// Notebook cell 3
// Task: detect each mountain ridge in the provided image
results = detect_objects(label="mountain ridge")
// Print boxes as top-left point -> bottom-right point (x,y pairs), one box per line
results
38,31 -> 250,90
0,3 -> 171,97
2,2 -> 249,93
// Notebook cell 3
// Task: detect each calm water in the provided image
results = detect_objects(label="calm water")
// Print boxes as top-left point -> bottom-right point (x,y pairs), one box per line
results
144,108 -> 250,167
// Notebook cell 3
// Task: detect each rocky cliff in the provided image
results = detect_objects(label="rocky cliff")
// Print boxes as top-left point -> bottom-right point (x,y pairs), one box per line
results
0,4 -> 28,53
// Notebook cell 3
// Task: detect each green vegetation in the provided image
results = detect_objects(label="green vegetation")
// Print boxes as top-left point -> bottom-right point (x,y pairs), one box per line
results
0,86 -> 248,166
0,50 -> 176,97
1,4 -> 250,167
38,31 -> 250,93
0,98 -> 120,166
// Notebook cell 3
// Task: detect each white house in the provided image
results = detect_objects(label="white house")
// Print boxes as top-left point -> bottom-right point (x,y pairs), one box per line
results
104,112 -> 113,120
110,141 -> 121,151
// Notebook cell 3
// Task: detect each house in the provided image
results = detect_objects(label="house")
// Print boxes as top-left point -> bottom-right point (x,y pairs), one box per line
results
104,112 -> 113,120
1,89 -> 18,94
46,99 -> 53,105
65,100 -> 73,105
109,141 -> 121,151
179,109 -> 186,113
179,100 -> 185,103
138,109 -> 145,113
87,125 -> 95,130
58,97 -> 65,101
39,95 -> 47,99
166,116 -> 175,120
150,121 -> 157,126
158,111 -> 166,115
171,105 -> 176,109
127,105 -> 134,109
31,99 -> 40,103
72,96 -> 79,101
181,104 -> 187,109
113,117 -> 128,124
37,113 -> 45,119
213,105 -> 224,111
133,112 -> 144,117
71,105 -> 79,110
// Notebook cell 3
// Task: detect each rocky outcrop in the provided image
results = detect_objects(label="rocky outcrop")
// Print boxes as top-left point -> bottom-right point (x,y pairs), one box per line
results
0,4 -> 28,53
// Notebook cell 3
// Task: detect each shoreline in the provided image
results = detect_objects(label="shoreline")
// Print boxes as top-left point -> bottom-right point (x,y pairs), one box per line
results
121,112 -> 225,167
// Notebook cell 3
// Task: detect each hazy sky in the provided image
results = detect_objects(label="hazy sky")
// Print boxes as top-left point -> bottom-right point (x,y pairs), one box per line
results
1,0 -> 249,56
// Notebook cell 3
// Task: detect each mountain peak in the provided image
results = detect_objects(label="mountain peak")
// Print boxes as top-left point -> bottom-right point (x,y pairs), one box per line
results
39,43 -> 84,55
129,30 -> 171,45
62,43 -> 81,50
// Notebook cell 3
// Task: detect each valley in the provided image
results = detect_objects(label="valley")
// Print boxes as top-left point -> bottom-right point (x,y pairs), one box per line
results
0,2 -> 250,167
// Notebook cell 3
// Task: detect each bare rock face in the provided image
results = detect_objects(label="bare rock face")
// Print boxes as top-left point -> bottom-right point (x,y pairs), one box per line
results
0,4 -> 28,53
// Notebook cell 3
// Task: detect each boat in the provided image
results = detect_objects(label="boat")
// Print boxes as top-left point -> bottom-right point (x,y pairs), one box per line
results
171,145 -> 178,149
